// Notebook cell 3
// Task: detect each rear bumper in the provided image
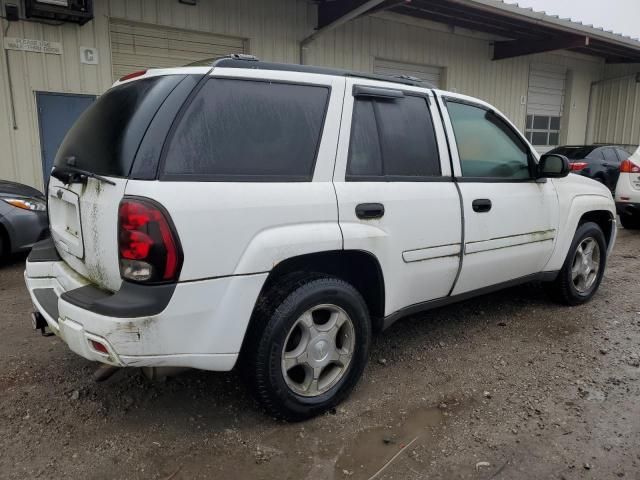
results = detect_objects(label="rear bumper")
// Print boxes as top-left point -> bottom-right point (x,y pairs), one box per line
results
25,240 -> 267,371
616,202 -> 640,216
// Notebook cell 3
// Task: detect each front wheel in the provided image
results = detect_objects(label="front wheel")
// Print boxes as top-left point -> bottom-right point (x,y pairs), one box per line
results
246,276 -> 371,421
546,222 -> 607,305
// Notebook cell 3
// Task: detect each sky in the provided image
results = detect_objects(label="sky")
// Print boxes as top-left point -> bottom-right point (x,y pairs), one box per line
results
503,0 -> 640,40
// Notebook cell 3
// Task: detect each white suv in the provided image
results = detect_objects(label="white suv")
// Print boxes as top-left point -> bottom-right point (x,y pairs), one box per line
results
615,146 -> 640,229
25,56 -> 617,420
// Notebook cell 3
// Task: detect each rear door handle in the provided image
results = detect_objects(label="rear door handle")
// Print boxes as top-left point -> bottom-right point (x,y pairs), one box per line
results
356,203 -> 385,219
472,199 -> 492,213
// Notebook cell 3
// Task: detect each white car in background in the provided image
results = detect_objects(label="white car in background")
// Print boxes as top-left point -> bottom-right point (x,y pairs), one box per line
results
615,147 -> 640,229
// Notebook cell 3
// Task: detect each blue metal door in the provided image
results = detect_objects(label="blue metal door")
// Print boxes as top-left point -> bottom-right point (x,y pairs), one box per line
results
36,92 -> 95,184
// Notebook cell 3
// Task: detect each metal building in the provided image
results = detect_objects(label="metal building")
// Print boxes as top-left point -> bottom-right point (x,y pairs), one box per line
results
1,0 -> 639,189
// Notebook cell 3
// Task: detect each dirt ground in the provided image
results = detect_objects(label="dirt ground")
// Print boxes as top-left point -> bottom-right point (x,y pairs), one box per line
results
1,228 -> 639,480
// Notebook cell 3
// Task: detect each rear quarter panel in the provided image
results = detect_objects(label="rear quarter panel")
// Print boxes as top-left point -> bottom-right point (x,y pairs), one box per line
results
125,70 -> 347,281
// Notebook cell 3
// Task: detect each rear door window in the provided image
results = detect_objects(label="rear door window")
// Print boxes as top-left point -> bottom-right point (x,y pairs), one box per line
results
55,75 -> 185,177
602,148 -> 619,163
347,94 -> 440,179
162,79 -> 330,181
615,148 -> 630,160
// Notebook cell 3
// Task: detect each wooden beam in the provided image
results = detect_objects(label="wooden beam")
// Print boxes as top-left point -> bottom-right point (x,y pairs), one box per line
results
317,0 -> 387,30
301,0 -> 386,64
493,35 -> 590,60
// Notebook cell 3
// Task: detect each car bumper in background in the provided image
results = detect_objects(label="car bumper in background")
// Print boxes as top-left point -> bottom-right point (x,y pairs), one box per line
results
24,238 -> 267,371
616,201 -> 640,216
0,209 -> 48,253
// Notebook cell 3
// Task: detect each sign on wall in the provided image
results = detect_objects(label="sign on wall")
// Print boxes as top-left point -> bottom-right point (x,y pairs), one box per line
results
4,37 -> 63,55
80,46 -> 99,64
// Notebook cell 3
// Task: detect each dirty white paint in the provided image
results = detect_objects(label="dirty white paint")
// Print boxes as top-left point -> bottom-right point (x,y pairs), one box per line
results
25,64 -> 616,371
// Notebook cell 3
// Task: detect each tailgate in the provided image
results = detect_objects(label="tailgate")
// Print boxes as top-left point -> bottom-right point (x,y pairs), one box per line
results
48,176 -> 126,292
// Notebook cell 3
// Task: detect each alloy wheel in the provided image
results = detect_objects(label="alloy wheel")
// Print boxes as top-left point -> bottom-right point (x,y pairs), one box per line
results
571,237 -> 600,294
281,304 -> 355,397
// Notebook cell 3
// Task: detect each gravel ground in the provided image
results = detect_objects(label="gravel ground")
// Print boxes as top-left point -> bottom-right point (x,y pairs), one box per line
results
1,227 -> 639,480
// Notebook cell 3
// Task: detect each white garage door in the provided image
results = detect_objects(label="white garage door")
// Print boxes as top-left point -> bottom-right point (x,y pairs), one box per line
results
525,64 -> 567,152
110,19 -> 247,81
374,58 -> 443,88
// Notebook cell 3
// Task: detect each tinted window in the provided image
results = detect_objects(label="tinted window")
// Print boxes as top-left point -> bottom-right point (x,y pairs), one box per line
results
55,75 -> 184,177
163,79 -> 329,180
447,102 -> 530,179
602,148 -> 619,163
616,148 -> 630,160
348,100 -> 382,176
550,146 -> 596,160
347,95 -> 440,179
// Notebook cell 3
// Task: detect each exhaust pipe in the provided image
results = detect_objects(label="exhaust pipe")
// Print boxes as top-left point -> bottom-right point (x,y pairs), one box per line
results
92,364 -> 121,383
31,311 -> 53,336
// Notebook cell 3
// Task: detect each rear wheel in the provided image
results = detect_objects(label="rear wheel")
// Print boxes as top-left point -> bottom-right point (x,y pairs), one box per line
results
245,275 -> 371,421
619,213 -> 640,230
546,222 -> 607,305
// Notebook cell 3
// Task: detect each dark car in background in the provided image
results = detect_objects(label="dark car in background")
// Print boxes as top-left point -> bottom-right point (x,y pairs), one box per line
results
547,145 -> 630,191
0,180 -> 48,258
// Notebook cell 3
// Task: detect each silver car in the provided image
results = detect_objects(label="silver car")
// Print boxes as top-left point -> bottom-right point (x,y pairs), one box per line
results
0,180 -> 48,258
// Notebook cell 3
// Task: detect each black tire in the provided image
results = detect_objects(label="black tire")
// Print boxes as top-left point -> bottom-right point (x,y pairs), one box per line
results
545,221 -> 607,306
619,213 -> 640,230
245,275 -> 371,421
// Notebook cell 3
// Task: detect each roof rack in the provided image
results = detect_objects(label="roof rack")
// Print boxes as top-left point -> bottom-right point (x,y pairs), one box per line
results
212,55 -> 435,88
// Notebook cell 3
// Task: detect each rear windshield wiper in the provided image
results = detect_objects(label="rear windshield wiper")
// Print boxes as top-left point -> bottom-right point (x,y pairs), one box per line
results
51,166 -> 116,186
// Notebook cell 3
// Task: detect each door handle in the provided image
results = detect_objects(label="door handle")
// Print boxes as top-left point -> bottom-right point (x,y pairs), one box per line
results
356,203 -> 385,219
472,199 -> 492,213
602,162 -> 610,167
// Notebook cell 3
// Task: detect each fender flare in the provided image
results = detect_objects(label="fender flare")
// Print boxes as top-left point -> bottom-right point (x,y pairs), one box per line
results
233,222 -> 344,275
544,194 -> 615,272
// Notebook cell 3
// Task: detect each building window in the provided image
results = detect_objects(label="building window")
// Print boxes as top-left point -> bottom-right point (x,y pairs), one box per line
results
525,115 -> 560,146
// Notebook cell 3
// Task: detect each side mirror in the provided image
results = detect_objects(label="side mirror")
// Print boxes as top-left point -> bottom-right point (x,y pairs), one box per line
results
537,153 -> 570,179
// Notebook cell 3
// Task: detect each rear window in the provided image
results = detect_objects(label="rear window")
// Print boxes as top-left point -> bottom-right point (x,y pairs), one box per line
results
347,95 -> 440,179
548,146 -> 596,160
55,75 -> 184,177
162,79 -> 330,181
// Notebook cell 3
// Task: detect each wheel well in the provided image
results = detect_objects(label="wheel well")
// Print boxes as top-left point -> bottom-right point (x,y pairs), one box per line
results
579,210 -> 614,246
256,250 -> 385,332
0,223 -> 9,256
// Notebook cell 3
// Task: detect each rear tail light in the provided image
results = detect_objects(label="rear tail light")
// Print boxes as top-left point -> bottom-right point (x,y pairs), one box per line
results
118,198 -> 183,283
569,162 -> 588,171
620,159 -> 640,173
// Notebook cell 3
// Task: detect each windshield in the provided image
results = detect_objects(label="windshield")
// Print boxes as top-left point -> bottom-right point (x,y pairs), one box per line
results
548,146 -> 596,160
54,75 -> 184,177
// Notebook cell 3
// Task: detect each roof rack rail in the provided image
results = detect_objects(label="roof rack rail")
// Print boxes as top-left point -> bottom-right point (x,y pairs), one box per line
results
211,57 -> 435,88
228,53 -> 259,62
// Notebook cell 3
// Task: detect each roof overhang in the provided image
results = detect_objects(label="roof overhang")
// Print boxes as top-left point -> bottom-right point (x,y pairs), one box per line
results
315,0 -> 640,63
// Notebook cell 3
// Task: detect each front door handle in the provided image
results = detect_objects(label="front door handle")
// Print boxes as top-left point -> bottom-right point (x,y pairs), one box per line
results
472,199 -> 492,213
356,203 -> 385,219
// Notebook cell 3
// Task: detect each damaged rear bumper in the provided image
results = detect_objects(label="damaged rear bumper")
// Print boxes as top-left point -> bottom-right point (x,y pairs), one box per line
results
25,238 -> 267,371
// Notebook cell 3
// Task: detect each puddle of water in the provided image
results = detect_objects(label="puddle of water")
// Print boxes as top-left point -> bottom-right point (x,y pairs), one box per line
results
333,406 -> 444,479
586,389 -> 606,402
